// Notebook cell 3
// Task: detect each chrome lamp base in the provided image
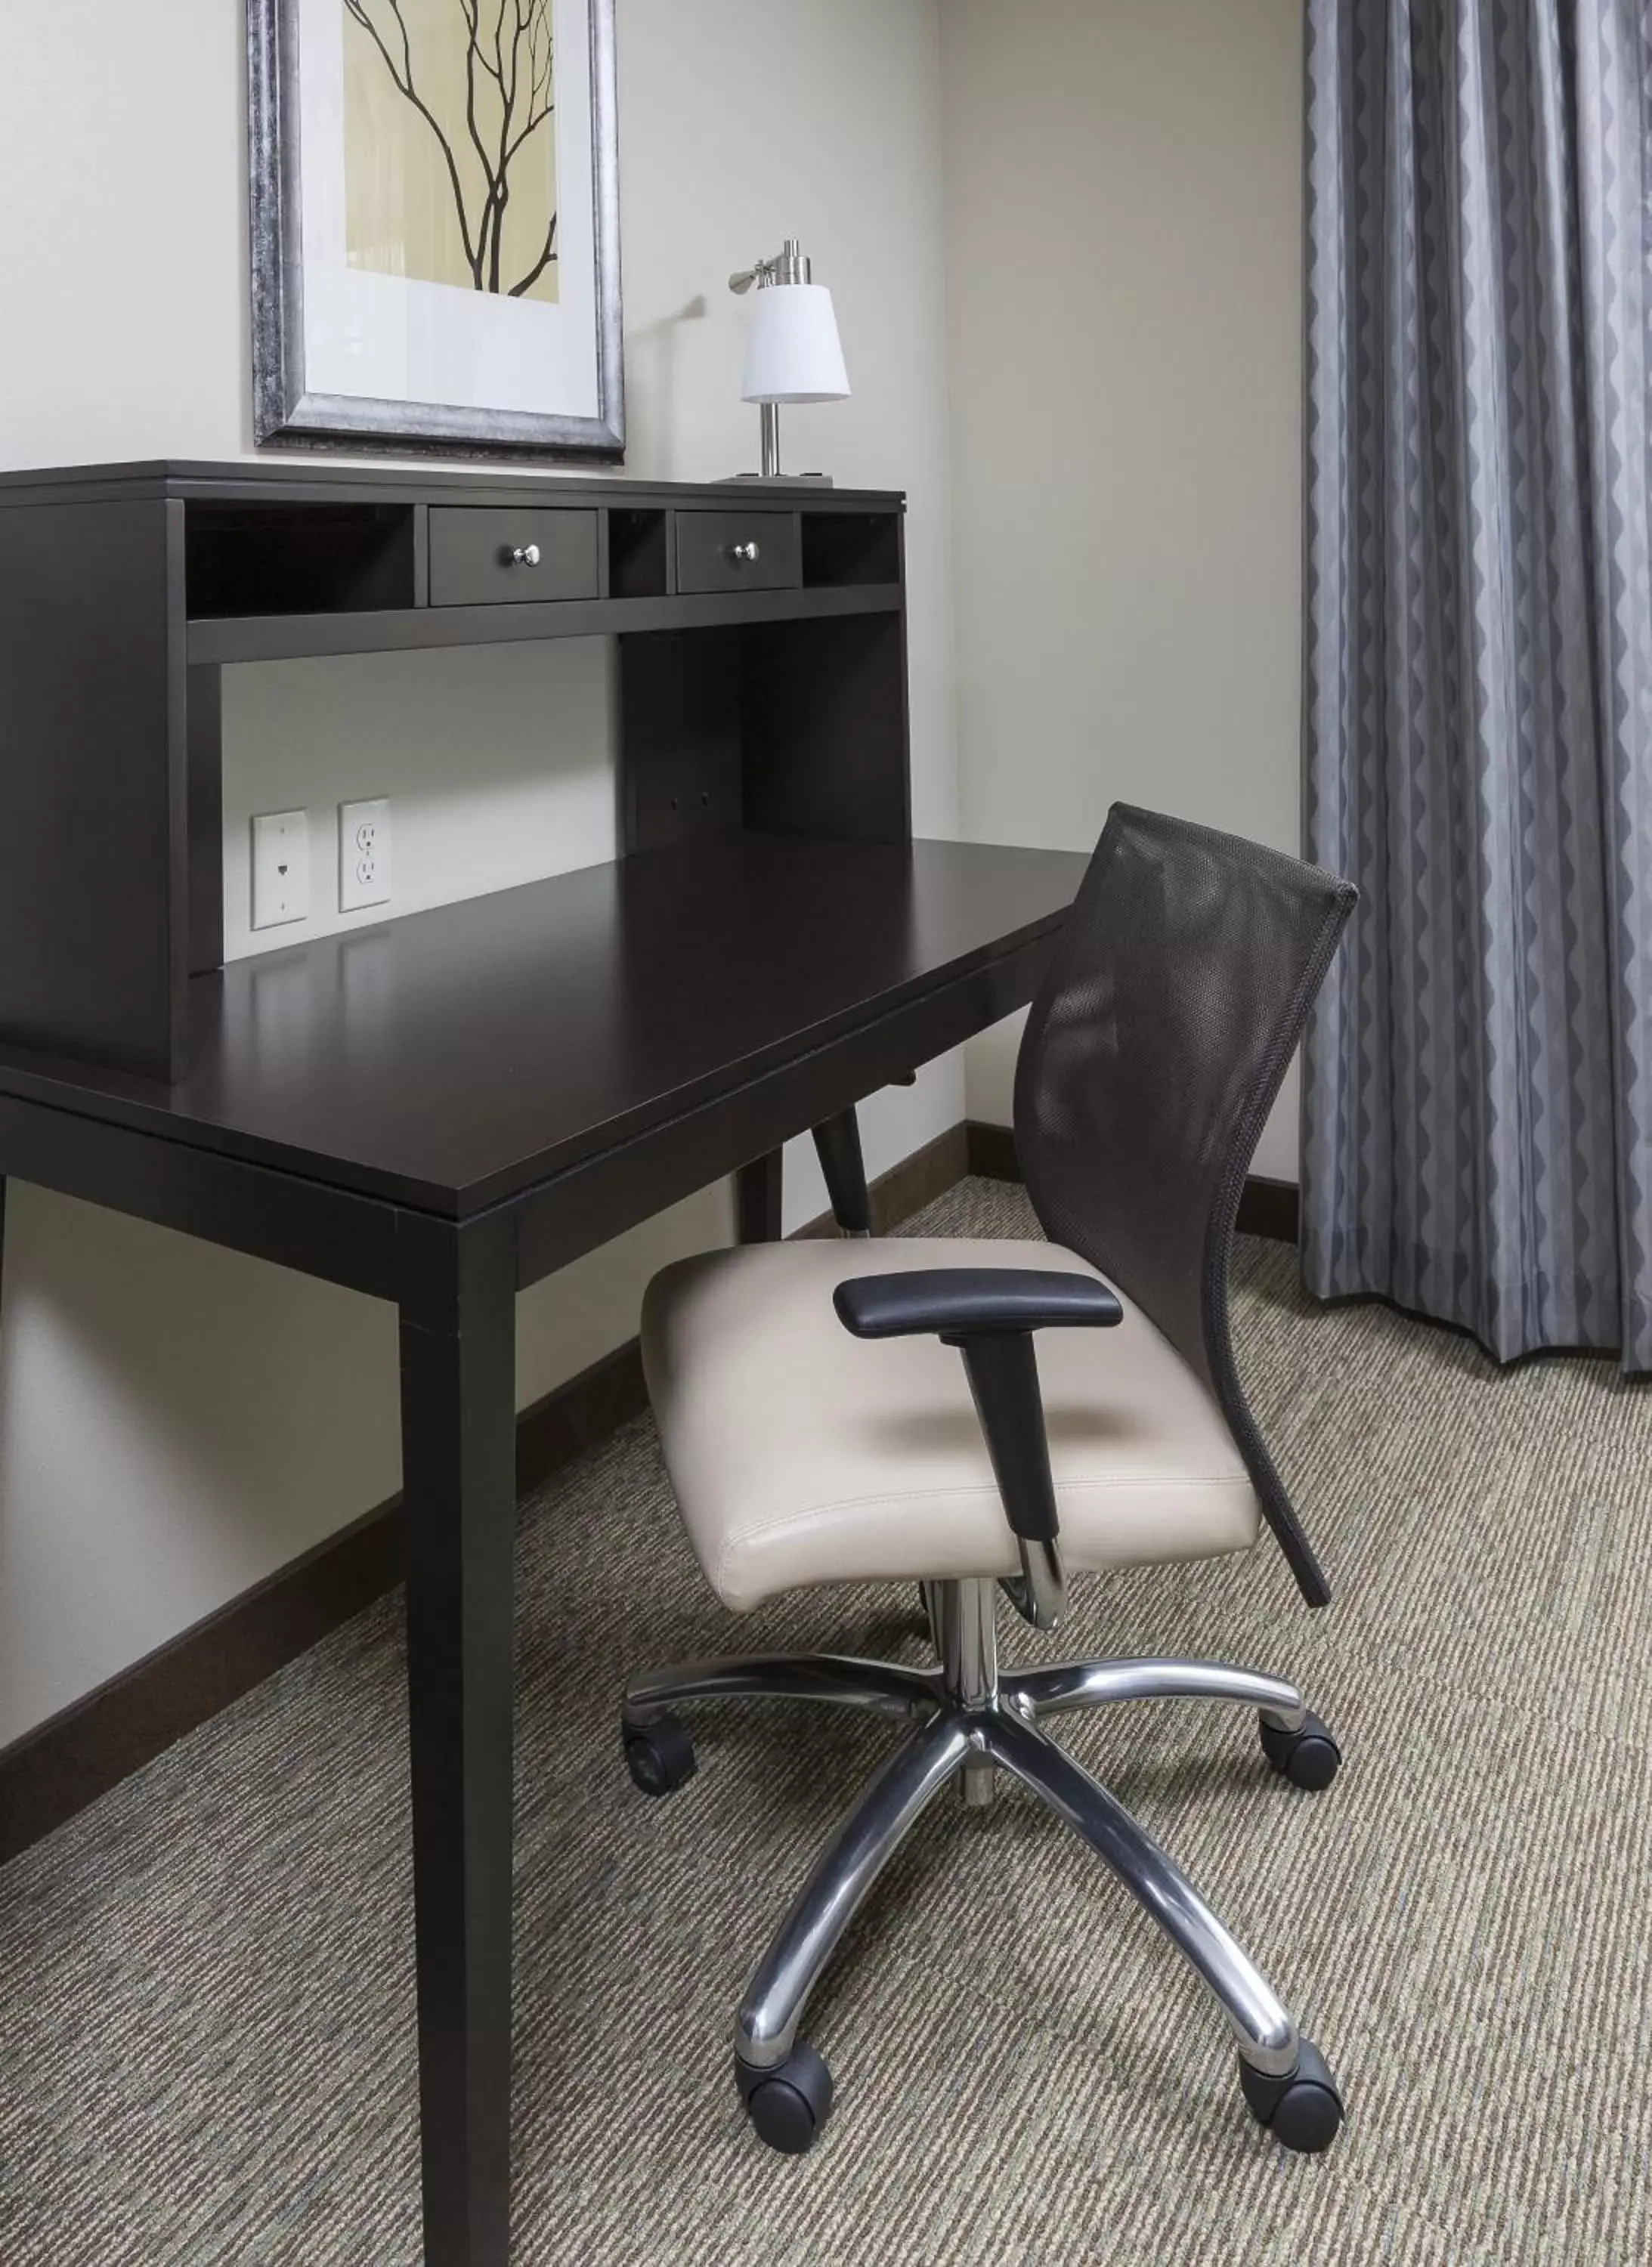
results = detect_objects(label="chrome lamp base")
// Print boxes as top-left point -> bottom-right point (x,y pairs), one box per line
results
719,399 -> 834,486
621,1576 -> 1346,2157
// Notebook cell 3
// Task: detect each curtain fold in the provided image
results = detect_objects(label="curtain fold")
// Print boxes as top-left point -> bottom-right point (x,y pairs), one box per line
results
1301,0 -> 1652,1369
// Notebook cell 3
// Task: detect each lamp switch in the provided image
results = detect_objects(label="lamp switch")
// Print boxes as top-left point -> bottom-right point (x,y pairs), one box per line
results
251,809 -> 310,929
339,797 -> 391,911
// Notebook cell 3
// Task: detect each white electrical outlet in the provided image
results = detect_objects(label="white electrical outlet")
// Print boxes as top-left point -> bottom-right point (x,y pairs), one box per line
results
251,809 -> 310,929
339,796 -> 391,911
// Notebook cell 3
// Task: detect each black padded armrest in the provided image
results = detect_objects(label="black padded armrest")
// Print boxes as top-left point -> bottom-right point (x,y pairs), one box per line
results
833,1267 -> 1122,1343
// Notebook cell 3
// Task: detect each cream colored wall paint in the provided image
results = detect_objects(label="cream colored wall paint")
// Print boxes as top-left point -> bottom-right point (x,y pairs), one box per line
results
220,643 -> 617,959
938,0 -> 1306,1176
0,0 -> 960,1745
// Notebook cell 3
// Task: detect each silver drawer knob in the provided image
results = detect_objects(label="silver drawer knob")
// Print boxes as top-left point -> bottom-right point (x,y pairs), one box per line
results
509,543 -> 541,568
727,539 -> 760,564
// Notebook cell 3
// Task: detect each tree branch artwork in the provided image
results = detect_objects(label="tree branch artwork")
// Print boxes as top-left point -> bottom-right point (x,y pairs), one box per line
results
344,0 -> 557,297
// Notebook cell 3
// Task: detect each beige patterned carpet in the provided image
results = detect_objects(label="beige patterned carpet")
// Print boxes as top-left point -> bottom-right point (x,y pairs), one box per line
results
3,1177 -> 1651,2265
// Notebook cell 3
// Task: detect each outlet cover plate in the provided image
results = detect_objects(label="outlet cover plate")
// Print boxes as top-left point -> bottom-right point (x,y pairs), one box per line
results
339,796 -> 391,912
251,809 -> 310,929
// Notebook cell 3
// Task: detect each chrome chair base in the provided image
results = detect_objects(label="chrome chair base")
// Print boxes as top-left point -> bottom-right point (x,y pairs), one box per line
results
622,1579 -> 1345,2155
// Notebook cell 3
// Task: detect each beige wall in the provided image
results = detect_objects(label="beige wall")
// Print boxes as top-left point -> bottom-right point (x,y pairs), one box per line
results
938,0 -> 1305,1174
0,0 -> 960,1746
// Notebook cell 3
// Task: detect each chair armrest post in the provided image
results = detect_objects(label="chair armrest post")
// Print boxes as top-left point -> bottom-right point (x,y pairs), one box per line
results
952,1332 -> 1059,1544
834,1264 -> 1121,1638
954,1331 -> 1068,1631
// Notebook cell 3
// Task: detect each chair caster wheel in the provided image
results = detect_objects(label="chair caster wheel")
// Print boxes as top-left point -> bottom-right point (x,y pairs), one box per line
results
735,2040 -> 834,2154
1259,1709 -> 1341,1791
1239,2039 -> 1344,2153
623,1712 -> 697,1796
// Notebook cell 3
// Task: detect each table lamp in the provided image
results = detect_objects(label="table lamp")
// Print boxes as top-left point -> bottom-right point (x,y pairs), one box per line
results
726,240 -> 850,483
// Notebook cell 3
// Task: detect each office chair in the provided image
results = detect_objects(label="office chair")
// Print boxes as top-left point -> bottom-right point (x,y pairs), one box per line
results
621,805 -> 1358,2157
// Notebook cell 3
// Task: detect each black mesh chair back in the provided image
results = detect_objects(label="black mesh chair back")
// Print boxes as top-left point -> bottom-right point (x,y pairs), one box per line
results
1013,804 -> 1357,1605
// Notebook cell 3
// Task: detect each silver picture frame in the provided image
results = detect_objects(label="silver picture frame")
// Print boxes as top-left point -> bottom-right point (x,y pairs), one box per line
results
247,0 -> 624,459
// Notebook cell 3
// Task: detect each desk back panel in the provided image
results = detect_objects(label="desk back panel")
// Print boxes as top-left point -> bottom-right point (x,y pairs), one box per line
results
743,611 -> 910,843
618,629 -> 746,853
618,612 -> 910,853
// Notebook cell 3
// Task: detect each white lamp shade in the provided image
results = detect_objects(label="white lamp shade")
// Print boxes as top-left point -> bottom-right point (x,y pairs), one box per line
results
741,282 -> 850,405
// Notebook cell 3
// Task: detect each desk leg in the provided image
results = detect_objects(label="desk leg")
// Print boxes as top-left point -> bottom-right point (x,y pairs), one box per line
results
735,1151 -> 784,1243
810,1109 -> 871,1235
398,1213 -> 518,2267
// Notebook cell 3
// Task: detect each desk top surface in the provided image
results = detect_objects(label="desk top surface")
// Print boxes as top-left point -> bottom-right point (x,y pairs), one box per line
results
0,459 -> 905,513
0,837 -> 1087,1215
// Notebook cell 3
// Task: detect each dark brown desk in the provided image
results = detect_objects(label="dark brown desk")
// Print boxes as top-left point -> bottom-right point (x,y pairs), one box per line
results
0,833 -> 1084,2264
0,460 -> 1086,2265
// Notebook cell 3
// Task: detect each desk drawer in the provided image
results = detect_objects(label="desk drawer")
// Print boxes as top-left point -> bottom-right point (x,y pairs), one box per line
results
428,507 -> 601,606
674,510 -> 800,596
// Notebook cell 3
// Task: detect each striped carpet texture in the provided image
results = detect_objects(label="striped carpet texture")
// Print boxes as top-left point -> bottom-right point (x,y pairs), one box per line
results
2,1177 -> 1650,2265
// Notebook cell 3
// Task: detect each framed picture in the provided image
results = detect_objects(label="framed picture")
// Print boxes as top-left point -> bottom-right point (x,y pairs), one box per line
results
248,0 -> 623,459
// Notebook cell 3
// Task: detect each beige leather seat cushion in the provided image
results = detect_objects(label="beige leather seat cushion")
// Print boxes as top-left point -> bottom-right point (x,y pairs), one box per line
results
642,1237 -> 1260,1612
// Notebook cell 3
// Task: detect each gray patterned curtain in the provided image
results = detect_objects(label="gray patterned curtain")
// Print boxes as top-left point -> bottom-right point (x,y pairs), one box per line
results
1301,0 -> 1652,1370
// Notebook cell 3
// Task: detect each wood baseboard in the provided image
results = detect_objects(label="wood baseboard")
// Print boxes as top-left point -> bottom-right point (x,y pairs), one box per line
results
964,1121 -> 1301,1245
0,1335 -> 652,1868
0,1121 -> 970,1864
964,1120 -> 1019,1181
1233,1173 -> 1302,1244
